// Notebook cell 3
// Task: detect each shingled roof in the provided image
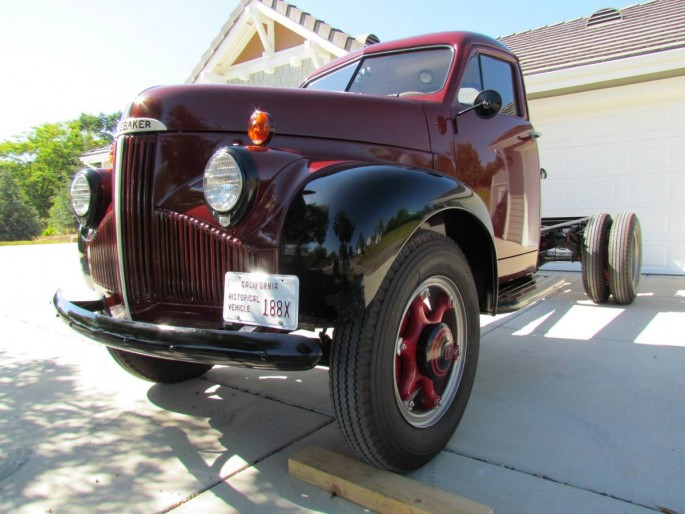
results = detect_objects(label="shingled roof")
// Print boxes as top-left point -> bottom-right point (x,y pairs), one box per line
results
499,0 -> 685,75
188,0 -> 369,83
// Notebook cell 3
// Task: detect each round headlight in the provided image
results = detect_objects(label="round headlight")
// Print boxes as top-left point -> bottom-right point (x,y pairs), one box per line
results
203,149 -> 244,213
71,171 -> 91,217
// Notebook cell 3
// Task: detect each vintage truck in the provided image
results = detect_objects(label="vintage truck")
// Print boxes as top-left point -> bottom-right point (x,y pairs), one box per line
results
55,31 -> 642,471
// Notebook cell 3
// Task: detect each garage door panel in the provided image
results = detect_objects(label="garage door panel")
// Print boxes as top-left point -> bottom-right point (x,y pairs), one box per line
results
676,135 -> 685,168
543,182 -> 683,227
541,144 -> 633,179
537,120 -> 569,142
540,148 -> 571,176
542,177 -> 617,212
645,241 -> 685,275
630,140 -> 675,171
667,242 -> 685,275
542,140 -> 677,178
629,107 -> 675,137
579,114 -> 618,140
578,146 -> 620,176
629,172 -> 685,206
667,206 -> 685,239
543,169 -> 684,209
643,241 -> 671,272
634,206 -> 685,240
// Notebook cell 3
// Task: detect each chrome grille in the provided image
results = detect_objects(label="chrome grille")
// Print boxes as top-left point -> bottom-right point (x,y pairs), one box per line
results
114,135 -> 258,313
88,211 -> 121,294
119,135 -> 156,308
154,209 -> 257,305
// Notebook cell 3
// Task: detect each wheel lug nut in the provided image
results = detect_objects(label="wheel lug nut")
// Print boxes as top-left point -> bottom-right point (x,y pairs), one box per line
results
396,337 -> 407,355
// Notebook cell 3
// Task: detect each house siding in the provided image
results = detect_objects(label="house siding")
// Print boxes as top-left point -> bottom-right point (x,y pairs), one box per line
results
226,60 -> 316,88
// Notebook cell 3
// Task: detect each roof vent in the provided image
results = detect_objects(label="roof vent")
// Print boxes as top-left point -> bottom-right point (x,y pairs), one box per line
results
356,33 -> 380,46
586,7 -> 623,28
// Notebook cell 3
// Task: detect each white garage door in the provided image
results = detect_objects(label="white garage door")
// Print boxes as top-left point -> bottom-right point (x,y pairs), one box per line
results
530,75 -> 685,275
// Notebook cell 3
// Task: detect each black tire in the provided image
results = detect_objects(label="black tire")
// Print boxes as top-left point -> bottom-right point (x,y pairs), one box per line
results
330,230 -> 480,471
107,348 -> 213,383
581,212 -> 612,303
608,212 -> 642,305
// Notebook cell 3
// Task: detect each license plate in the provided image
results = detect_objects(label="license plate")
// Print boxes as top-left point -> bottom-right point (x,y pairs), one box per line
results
223,272 -> 299,331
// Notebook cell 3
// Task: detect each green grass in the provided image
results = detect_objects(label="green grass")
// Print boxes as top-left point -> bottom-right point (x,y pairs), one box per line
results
0,235 -> 76,246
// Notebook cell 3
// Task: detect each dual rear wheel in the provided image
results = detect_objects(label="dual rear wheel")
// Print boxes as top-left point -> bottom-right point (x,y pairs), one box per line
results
581,211 -> 642,305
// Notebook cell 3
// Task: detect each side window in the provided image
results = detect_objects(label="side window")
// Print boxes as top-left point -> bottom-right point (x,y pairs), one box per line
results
457,54 -> 520,117
480,55 -> 518,116
457,56 -> 482,106
305,62 -> 358,92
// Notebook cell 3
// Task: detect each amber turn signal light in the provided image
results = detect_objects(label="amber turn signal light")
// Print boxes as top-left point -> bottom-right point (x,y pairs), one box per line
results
108,142 -> 115,170
247,110 -> 274,146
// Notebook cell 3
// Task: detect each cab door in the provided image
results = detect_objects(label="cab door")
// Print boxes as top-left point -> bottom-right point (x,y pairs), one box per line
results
451,51 -> 541,280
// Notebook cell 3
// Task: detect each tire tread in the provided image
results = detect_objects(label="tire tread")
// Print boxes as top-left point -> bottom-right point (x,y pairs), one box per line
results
608,212 -> 642,305
581,212 -> 612,303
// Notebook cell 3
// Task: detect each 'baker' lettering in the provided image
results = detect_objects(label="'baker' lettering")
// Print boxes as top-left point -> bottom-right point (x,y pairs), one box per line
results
119,119 -> 155,132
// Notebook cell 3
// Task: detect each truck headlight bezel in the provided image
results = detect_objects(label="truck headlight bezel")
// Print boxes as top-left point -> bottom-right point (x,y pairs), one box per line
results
203,147 -> 257,227
70,169 -> 108,228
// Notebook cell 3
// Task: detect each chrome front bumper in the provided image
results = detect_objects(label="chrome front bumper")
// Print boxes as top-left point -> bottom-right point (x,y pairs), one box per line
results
53,290 -> 322,371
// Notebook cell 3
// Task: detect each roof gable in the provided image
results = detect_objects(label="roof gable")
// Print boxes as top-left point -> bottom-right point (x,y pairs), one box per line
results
188,0 -> 370,84
499,0 -> 685,75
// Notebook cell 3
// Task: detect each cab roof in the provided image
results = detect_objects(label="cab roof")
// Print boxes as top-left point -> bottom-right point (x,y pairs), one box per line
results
308,31 -> 513,80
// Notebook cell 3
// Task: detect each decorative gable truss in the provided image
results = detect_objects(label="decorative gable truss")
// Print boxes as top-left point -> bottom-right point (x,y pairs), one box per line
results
188,0 -> 376,87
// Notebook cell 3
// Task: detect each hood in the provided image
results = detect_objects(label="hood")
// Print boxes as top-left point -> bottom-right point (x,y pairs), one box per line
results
126,84 -> 432,152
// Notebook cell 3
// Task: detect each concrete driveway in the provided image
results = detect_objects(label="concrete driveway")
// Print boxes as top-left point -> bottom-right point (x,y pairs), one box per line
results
1,243 -> 683,513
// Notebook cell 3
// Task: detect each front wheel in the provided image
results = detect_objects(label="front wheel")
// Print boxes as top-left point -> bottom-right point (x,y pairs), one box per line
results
330,231 -> 480,471
107,348 -> 213,383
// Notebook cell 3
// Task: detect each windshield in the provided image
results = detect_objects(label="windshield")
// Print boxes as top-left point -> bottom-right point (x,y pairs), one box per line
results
305,47 -> 453,97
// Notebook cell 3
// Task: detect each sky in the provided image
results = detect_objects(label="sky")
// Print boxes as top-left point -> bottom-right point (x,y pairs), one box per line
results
0,0 -> 637,141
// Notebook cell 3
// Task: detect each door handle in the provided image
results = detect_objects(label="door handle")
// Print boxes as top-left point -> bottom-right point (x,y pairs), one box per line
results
518,131 -> 541,141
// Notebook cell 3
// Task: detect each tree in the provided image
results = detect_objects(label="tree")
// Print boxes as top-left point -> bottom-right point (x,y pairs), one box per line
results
47,179 -> 77,235
0,122 -> 82,217
0,168 -> 42,241
77,112 -> 121,143
0,111 -> 120,221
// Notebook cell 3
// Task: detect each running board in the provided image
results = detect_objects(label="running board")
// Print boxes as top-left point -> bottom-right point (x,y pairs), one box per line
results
497,275 -> 566,313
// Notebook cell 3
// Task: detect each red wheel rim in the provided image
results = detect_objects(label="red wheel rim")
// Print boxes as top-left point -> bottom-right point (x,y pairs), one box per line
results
393,276 -> 467,428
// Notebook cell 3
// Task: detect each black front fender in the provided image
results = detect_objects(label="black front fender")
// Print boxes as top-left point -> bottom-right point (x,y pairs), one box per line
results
280,164 -> 494,326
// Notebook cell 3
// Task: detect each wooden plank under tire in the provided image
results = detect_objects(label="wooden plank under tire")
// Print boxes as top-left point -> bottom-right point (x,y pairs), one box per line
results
288,446 -> 493,514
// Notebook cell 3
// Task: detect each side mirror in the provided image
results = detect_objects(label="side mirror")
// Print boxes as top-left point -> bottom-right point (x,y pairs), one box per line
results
473,90 -> 502,119
456,89 -> 502,119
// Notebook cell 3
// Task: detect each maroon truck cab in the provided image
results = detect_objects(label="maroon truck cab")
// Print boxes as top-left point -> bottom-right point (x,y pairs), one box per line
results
55,31 -> 642,471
